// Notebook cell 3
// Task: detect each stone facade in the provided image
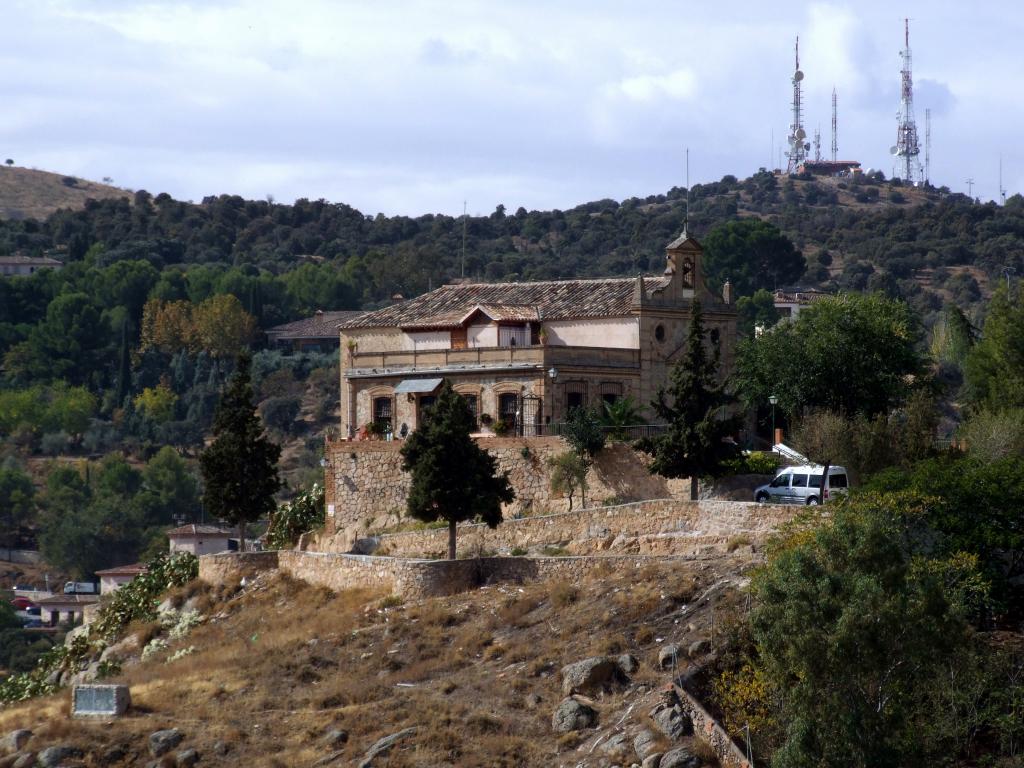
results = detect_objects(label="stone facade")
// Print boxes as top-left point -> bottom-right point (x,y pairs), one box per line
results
371,499 -> 795,559
322,436 -> 693,537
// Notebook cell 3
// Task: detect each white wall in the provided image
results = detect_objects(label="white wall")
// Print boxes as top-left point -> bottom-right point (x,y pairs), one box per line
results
403,331 -> 450,350
545,318 -> 639,349
170,537 -> 232,556
467,324 -> 498,347
100,575 -> 134,594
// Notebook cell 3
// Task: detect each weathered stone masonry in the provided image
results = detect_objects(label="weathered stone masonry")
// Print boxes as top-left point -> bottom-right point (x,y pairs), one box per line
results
323,436 -> 692,536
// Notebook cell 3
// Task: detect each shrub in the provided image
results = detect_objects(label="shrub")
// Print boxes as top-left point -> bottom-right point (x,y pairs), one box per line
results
39,431 -> 69,456
265,483 -> 325,549
259,395 -> 302,434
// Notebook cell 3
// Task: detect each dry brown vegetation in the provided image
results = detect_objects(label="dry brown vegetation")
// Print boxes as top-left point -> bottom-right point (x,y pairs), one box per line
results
0,560 -> 752,766
0,166 -> 131,221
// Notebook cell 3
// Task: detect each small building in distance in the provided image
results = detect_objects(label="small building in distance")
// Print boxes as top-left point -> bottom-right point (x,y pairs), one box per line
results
0,254 -> 63,277
95,564 -> 147,594
772,288 -> 832,321
267,310 -> 364,353
167,524 -> 236,556
337,232 -> 737,438
36,594 -> 98,627
799,160 -> 861,177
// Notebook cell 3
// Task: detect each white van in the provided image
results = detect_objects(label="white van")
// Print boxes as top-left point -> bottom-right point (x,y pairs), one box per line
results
754,465 -> 850,505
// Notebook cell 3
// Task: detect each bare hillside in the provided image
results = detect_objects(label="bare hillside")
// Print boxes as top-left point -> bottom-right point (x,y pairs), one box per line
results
0,166 -> 131,221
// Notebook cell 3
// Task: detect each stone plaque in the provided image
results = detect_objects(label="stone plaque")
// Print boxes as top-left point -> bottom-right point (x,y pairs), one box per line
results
72,684 -> 130,718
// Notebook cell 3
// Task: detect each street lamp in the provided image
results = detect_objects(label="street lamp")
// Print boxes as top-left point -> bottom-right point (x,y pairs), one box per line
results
768,395 -> 778,447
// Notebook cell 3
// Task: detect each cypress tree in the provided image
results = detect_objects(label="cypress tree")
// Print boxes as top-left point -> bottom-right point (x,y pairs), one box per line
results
400,380 -> 514,559
200,351 -> 281,550
115,318 -> 132,408
646,300 -> 740,499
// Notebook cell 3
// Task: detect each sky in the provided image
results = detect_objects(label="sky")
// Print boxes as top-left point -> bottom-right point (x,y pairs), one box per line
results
3,0 -> 1023,216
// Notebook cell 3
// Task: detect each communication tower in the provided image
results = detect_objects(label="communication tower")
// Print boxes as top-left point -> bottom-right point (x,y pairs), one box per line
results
892,19 -> 923,184
813,127 -> 822,162
786,37 -> 809,174
831,88 -> 838,162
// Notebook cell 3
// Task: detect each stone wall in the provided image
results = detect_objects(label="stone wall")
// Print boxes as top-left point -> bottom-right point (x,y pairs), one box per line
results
197,551 -> 280,586
345,499 -> 796,559
675,683 -> 751,768
323,436 -> 692,539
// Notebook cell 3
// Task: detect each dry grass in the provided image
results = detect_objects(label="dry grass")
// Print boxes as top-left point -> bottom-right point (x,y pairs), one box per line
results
0,166 -> 130,220
0,559 -> 747,766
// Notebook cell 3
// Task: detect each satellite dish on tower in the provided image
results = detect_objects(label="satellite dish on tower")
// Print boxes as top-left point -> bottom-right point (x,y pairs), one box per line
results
890,145 -> 899,155
796,128 -> 806,139
804,143 -> 811,151
794,70 -> 804,81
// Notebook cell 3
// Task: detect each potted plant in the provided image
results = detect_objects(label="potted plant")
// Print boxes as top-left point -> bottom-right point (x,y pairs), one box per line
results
492,418 -> 511,437
537,327 -> 549,346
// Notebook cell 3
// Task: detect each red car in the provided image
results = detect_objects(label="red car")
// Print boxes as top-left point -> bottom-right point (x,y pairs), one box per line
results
11,596 -> 34,610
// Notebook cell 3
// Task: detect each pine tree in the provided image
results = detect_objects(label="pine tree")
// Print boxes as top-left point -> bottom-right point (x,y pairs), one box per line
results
199,351 -> 281,550
115,318 -> 132,408
646,300 -> 740,499
400,380 -> 514,559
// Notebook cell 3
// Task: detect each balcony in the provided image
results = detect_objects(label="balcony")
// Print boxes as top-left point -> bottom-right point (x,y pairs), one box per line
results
345,345 -> 640,378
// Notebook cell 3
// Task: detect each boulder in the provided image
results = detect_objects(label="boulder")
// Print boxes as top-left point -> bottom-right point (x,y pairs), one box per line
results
0,755 -> 23,768
641,754 -> 663,768
687,639 -> 711,659
551,697 -> 598,732
600,732 -> 630,759
651,705 -> 693,742
632,729 -> 660,761
356,727 -> 416,768
176,748 -> 200,767
560,657 -> 625,695
660,746 -> 701,768
100,633 -> 142,664
101,745 -> 127,764
11,754 -> 34,768
617,654 -> 640,675
149,729 -> 184,757
321,730 -> 348,748
37,746 -> 83,767
0,731 -> 31,755
658,644 -> 682,670
524,693 -> 542,710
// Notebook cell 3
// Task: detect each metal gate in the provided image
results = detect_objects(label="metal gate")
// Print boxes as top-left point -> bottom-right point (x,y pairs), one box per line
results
520,395 -> 543,437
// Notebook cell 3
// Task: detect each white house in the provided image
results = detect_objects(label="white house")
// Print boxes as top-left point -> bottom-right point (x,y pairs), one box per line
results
95,563 -> 146,594
167,524 -> 235,556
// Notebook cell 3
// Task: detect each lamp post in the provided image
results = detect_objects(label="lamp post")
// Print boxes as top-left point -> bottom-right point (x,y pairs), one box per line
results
547,367 -> 558,434
768,395 -> 778,447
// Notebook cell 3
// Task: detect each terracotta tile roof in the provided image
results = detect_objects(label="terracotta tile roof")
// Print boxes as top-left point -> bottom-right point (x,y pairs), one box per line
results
342,276 -> 670,330
772,289 -> 832,304
0,255 -> 63,267
167,524 -> 234,538
36,594 -> 99,606
267,310 -> 364,339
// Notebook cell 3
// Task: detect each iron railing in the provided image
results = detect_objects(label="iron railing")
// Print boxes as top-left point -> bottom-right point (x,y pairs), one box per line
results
519,423 -> 667,441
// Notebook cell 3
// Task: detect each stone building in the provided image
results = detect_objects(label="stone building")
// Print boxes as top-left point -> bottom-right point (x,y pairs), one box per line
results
337,233 -> 736,437
95,563 -> 146,594
266,309 -> 364,353
0,254 -> 63,277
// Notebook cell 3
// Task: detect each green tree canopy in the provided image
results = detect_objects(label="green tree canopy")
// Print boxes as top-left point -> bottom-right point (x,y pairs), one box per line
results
734,292 -> 924,418
400,380 -> 514,559
963,286 -> 1024,409
200,352 -> 281,549
735,288 -> 780,337
139,446 -> 200,525
0,463 -> 35,554
645,300 -> 739,499
702,219 -> 806,296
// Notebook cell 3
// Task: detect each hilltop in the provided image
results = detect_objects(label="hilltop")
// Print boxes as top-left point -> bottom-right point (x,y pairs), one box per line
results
0,165 -> 131,221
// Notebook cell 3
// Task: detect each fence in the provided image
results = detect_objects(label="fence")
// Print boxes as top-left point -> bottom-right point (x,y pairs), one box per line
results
520,423 -> 667,441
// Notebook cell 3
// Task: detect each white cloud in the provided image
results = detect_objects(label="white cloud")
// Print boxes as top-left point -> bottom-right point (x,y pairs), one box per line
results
615,69 -> 697,103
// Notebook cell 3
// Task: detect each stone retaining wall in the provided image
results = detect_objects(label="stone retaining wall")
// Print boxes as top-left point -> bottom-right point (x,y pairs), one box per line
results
675,683 -> 751,768
324,437 -> 691,536
198,551 -> 281,586
360,499 -> 795,559
197,549 -> 737,600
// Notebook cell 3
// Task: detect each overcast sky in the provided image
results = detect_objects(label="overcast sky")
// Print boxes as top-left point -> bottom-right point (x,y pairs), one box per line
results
3,1 -> 1022,216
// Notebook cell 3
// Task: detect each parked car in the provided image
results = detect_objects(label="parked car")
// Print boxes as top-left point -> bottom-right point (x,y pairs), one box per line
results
22,619 -> 43,629
754,465 -> 850,505
11,596 -> 34,610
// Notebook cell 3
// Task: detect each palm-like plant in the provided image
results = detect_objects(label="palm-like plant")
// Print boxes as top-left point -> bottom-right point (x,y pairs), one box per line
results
600,396 -> 645,440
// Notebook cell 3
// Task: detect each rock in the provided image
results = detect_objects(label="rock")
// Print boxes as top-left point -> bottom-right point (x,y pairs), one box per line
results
658,644 -> 682,670
560,657 -> 625,695
356,727 -> 417,768
617,654 -> 639,675
632,729 -> 659,760
321,729 -> 349,748
313,752 -> 345,767
211,742 -> 230,756
12,754 -> 35,768
641,755 -> 663,768
100,633 -> 142,664
600,732 -> 630,758
659,746 -> 701,768
688,639 -> 711,659
149,729 -> 184,757
101,745 -> 127,763
652,705 -> 693,742
0,731 -> 31,755
0,754 -> 22,768
176,748 -> 200,767
524,693 -> 542,709
37,745 -> 83,767
551,697 -> 598,732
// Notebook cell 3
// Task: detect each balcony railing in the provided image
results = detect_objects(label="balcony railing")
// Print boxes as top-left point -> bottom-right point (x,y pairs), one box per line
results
518,423 -> 667,441
347,344 -> 640,373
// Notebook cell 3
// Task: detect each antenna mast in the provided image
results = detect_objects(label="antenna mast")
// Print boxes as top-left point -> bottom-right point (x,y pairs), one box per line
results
831,88 -> 838,162
460,200 -> 467,278
1000,155 -> 1007,205
786,36 -> 807,174
813,126 -> 822,162
924,108 -> 931,186
892,18 -> 923,184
